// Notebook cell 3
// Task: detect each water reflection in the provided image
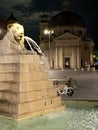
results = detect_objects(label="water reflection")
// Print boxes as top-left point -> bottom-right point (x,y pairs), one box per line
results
0,102 -> 98,130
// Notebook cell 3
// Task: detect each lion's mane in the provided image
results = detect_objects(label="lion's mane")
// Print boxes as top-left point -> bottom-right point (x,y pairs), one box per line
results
0,23 -> 25,54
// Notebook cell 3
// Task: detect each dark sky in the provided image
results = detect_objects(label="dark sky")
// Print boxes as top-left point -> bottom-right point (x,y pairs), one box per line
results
0,0 -> 98,48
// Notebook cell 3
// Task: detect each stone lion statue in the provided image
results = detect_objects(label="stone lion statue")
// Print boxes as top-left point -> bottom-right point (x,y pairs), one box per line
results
7,22 -> 25,50
0,22 -> 25,54
0,22 -> 43,55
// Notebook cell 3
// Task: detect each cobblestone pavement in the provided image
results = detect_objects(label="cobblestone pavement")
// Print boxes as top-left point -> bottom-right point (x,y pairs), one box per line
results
48,69 -> 98,101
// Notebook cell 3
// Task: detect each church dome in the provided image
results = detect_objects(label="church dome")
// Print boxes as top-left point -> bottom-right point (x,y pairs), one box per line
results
49,10 -> 86,28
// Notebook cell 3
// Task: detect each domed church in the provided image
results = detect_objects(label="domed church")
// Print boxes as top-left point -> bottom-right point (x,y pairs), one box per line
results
39,0 -> 94,69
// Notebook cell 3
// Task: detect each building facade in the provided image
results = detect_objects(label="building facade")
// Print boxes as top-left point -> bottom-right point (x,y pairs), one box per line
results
39,0 -> 94,69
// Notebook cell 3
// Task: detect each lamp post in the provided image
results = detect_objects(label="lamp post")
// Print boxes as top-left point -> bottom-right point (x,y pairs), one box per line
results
44,29 -> 54,66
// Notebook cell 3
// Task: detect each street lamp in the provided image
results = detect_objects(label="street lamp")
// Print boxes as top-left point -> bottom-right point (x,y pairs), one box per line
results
44,29 -> 54,65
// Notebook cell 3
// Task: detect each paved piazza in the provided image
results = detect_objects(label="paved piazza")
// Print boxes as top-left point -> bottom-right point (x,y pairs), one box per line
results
48,69 -> 98,101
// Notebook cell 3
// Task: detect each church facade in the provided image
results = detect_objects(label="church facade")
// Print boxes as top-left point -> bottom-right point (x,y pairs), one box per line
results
39,0 -> 94,69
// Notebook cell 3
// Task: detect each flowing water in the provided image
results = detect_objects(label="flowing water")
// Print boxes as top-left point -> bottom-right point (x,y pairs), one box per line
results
24,36 -> 43,55
24,36 -> 50,71
0,101 -> 98,130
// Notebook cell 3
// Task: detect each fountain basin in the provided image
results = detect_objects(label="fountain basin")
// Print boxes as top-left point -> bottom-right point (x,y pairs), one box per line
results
0,101 -> 98,130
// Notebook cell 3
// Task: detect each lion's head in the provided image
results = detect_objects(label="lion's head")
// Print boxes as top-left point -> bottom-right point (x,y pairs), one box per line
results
7,23 -> 25,49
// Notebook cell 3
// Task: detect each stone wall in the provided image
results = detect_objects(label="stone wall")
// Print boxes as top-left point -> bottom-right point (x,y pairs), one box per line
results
0,54 -> 64,120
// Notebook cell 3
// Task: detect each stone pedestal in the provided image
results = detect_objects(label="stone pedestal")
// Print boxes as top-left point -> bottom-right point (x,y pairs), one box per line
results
0,54 -> 64,120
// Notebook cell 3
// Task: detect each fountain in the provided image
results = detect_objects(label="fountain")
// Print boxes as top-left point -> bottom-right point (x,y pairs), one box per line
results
0,22 -> 98,130
0,22 -> 64,120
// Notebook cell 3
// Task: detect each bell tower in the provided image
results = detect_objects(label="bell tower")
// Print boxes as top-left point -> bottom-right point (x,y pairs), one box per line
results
39,14 -> 48,44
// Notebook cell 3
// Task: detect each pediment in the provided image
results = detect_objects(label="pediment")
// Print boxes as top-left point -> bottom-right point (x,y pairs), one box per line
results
55,32 -> 80,41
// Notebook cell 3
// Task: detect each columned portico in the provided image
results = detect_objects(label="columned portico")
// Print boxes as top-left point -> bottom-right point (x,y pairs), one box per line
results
54,46 -> 58,69
76,45 -> 80,68
58,47 -> 63,69
52,33 -> 81,69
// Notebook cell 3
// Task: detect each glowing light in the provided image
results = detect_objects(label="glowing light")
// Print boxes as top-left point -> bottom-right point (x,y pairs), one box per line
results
44,29 -> 54,35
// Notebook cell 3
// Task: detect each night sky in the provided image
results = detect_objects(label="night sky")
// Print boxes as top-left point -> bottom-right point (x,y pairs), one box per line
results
0,0 -> 98,48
